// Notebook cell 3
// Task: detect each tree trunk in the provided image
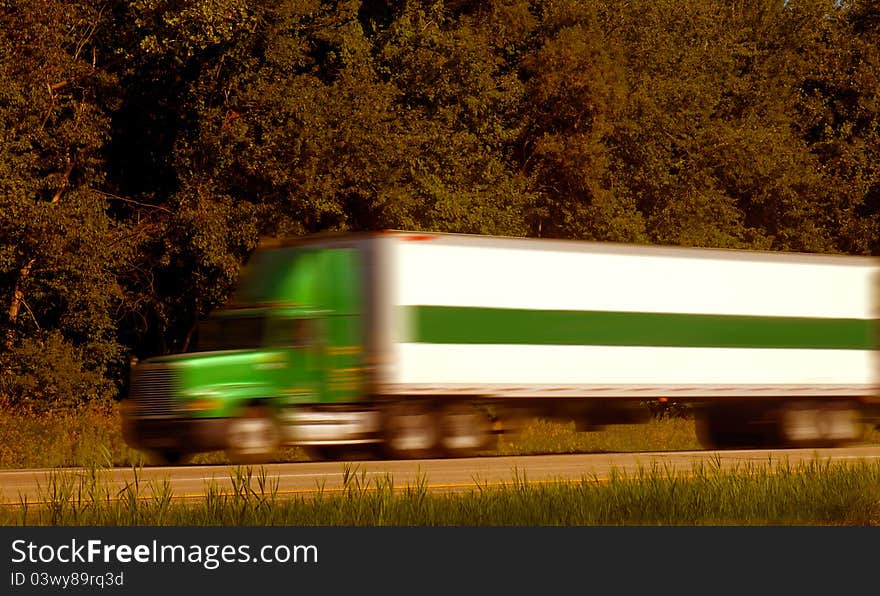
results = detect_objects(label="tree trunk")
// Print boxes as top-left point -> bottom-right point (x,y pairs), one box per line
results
5,258 -> 36,350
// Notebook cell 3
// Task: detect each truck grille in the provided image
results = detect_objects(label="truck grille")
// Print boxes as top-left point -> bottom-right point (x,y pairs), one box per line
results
129,364 -> 178,417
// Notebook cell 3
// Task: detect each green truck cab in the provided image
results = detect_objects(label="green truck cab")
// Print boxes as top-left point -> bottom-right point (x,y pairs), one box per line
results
123,238 -> 372,464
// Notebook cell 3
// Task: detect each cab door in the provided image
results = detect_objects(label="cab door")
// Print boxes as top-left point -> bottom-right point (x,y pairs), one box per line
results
272,316 -> 326,408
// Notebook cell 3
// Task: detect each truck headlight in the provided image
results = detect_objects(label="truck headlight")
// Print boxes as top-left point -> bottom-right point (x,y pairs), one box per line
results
182,390 -> 221,412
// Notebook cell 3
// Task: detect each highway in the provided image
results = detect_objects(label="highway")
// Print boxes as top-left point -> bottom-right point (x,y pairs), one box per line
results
3,445 -> 880,505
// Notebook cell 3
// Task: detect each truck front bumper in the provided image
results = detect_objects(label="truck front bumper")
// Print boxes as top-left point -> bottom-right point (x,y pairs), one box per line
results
122,416 -> 229,452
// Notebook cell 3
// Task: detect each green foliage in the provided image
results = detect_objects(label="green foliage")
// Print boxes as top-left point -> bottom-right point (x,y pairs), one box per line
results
0,1 -> 127,409
1,0 -> 879,408
0,332 -> 114,411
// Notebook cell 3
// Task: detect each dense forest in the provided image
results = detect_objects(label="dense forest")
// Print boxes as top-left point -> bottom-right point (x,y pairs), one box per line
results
1,0 -> 878,411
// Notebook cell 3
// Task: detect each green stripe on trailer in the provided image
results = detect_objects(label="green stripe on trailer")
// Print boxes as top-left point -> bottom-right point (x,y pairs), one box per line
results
407,306 -> 877,350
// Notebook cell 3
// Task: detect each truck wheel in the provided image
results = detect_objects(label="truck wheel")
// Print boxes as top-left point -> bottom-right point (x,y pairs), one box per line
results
777,401 -> 822,447
777,400 -> 862,448
147,450 -> 192,466
226,406 -> 280,464
439,403 -> 493,458
821,400 -> 863,445
382,402 -> 441,460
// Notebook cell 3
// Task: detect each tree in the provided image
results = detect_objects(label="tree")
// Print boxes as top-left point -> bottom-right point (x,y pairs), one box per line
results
0,0 -> 124,409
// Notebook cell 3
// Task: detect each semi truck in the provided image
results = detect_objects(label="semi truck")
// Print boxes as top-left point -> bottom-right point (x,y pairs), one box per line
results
122,230 -> 880,464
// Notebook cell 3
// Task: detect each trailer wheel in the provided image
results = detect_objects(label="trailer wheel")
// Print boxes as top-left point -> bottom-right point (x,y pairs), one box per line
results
822,401 -> 863,445
382,402 -> 441,460
777,400 -> 862,448
226,406 -> 280,464
439,403 -> 493,458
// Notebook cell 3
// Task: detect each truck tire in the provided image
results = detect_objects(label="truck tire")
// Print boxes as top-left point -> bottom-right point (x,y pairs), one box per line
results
226,406 -> 280,464
439,402 -> 493,458
382,402 -> 441,460
776,400 -> 863,448
821,400 -> 864,445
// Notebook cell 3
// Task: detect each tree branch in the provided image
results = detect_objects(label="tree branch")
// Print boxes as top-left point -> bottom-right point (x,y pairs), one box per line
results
93,189 -> 174,214
50,159 -> 74,203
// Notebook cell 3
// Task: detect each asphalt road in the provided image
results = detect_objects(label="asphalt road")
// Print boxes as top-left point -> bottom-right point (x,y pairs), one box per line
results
3,445 -> 880,505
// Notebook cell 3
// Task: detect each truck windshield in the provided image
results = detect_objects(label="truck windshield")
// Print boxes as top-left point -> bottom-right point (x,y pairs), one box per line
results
231,247 -> 300,306
194,315 -> 266,351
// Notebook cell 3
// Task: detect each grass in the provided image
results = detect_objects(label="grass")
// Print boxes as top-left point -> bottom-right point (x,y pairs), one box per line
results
0,403 -> 143,469
3,458 -> 879,525
495,417 -> 701,455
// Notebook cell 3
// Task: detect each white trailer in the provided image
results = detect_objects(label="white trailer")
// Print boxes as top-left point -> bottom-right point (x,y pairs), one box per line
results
368,231 -> 879,451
